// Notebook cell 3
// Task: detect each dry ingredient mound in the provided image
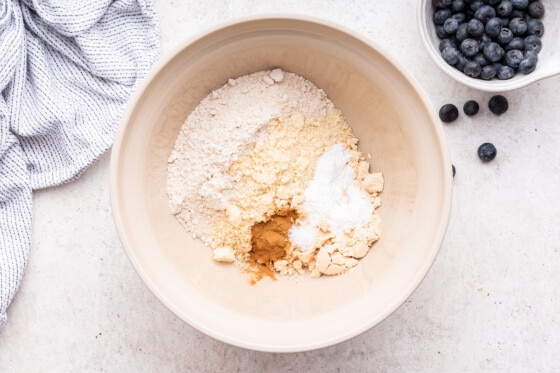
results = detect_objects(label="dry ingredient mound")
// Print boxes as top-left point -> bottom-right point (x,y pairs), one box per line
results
167,69 -> 383,282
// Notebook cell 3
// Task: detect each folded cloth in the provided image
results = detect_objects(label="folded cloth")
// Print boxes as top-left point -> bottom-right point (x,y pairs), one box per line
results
0,0 -> 159,327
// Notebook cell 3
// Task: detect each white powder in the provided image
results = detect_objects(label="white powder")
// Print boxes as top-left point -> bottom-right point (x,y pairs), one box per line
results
289,144 -> 374,252
167,69 -> 334,243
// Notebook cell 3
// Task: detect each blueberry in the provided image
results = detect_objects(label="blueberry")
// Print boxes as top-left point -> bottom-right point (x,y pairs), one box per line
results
463,100 -> 480,115
439,38 -> 457,52
443,18 -> 460,34
461,38 -> 480,56
477,33 -> 492,50
527,1 -> 545,18
442,46 -> 461,64
505,49 -> 524,68
439,104 -> 459,123
455,53 -> 468,71
463,60 -> 482,77
497,28 -> 514,45
436,25 -> 448,39
496,65 -> 515,79
456,23 -> 470,42
480,64 -> 498,79
527,19 -> 544,37
483,42 -> 505,62
511,0 -> 528,10
434,9 -> 453,25
524,50 -> 538,63
452,13 -> 467,24
496,1 -> 513,17
475,5 -> 496,23
509,17 -> 527,35
470,0 -> 484,11
505,37 -> 524,51
474,53 -> 489,66
451,0 -> 468,12
488,95 -> 509,114
452,164 -> 456,177
519,55 -> 537,74
467,18 -> 485,37
524,35 -> 542,53
478,143 -> 497,162
433,0 -> 452,8
485,17 -> 502,38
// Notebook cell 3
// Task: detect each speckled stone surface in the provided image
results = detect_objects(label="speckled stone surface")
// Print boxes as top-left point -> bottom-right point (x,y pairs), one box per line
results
2,1 -> 560,371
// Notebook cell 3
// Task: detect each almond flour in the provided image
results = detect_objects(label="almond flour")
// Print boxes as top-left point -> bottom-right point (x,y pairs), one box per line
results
166,69 -> 383,281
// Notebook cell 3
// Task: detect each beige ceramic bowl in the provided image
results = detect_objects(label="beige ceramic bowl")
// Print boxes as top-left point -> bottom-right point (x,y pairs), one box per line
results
418,0 -> 560,92
110,15 -> 452,352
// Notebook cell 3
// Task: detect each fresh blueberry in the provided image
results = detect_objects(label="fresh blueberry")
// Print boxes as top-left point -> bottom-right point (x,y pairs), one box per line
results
478,143 -> 497,162
452,13 -> 467,24
461,38 -> 480,56
463,60 -> 482,77
509,17 -> 528,35
519,55 -> 537,74
434,9 -> 453,25
433,0 -> 452,8
477,33 -> 492,50
456,23 -> 470,42
483,42 -> 505,62
455,53 -> 468,71
497,28 -> 514,45
524,50 -> 538,63
439,104 -> 460,123
467,18 -> 485,37
496,1 -> 513,17
524,35 -> 542,53
451,0 -> 468,12
470,0 -> 484,11
436,25 -> 448,39
443,18 -> 460,34
527,1 -> 545,18
475,5 -> 496,23
463,100 -> 480,116
496,65 -> 515,79
505,37 -> 524,51
505,49 -> 524,68
488,95 -> 509,115
527,19 -> 544,37
480,64 -> 498,79
511,0 -> 528,10
474,53 -> 489,66
485,17 -> 502,37
439,38 -> 457,52
442,46 -> 461,65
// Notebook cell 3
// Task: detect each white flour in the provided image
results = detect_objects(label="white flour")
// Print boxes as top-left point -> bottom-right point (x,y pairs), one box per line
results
167,69 -> 334,243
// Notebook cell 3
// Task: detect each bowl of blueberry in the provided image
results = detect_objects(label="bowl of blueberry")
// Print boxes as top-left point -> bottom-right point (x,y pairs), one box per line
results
418,0 -> 560,91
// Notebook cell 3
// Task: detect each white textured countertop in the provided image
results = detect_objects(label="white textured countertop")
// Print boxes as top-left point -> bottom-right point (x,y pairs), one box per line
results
2,0 -> 559,371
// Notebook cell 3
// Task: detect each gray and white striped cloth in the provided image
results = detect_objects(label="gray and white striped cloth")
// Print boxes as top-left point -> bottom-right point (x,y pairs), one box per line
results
0,0 -> 159,327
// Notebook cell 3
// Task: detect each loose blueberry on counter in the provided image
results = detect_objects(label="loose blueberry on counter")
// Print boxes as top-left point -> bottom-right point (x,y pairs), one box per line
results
463,100 -> 480,116
488,95 -> 509,115
439,103 -> 460,123
478,143 -> 497,162
452,164 -> 456,177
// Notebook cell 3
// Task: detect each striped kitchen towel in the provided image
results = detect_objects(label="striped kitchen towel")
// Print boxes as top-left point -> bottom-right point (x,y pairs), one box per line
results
0,0 -> 159,327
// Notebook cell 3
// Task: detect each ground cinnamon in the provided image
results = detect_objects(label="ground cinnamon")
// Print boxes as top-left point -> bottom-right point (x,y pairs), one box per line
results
249,208 -> 298,271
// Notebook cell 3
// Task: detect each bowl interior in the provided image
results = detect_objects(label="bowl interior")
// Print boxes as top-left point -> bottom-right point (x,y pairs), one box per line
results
418,1 -> 560,91
111,17 -> 451,352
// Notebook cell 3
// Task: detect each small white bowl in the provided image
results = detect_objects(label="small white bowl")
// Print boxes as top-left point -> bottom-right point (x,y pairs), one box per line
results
417,0 -> 560,92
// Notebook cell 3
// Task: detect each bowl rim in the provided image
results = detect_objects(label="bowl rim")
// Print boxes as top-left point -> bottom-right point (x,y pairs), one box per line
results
416,0 -> 556,92
109,13 -> 453,352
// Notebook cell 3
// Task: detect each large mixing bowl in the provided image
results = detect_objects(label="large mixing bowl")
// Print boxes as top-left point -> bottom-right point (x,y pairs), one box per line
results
110,15 -> 452,352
